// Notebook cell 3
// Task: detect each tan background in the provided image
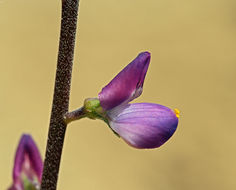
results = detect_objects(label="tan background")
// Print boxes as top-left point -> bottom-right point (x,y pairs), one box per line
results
0,0 -> 236,189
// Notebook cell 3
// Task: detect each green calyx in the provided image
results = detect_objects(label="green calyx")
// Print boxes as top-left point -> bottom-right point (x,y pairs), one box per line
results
83,98 -> 107,121
23,176 -> 39,190
64,98 -> 107,124
83,98 -> 119,137
64,98 -> 119,137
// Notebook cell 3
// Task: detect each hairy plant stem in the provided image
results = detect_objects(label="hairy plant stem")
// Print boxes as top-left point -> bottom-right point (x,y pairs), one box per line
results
40,0 -> 80,190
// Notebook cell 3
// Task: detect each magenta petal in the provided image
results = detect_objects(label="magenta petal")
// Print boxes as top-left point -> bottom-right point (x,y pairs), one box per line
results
7,185 -> 19,190
13,134 -> 43,182
99,52 -> 151,110
108,103 -> 178,149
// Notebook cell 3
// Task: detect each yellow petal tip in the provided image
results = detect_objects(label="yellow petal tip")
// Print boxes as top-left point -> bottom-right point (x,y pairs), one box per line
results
174,108 -> 180,118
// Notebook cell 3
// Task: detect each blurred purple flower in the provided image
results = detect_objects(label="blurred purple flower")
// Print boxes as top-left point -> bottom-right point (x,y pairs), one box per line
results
98,52 -> 179,149
8,134 -> 43,190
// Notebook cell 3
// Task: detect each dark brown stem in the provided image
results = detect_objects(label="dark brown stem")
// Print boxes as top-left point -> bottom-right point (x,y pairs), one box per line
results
40,0 -> 80,190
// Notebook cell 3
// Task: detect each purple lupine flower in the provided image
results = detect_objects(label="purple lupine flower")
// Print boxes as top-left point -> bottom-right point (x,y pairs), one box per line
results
98,52 -> 179,149
8,134 -> 43,190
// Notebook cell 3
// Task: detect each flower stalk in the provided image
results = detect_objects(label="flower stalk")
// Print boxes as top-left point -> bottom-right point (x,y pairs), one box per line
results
64,107 -> 85,124
40,0 -> 80,190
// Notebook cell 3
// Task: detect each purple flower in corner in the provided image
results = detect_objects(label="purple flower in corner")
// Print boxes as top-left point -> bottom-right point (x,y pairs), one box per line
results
97,52 -> 179,149
8,134 -> 43,190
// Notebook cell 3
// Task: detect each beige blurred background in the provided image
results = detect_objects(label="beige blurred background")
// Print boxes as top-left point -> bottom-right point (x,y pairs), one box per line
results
0,0 -> 236,189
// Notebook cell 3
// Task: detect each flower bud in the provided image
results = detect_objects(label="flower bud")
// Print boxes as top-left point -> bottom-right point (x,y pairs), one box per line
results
67,51 -> 179,149
96,52 -> 179,148
8,134 -> 43,190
